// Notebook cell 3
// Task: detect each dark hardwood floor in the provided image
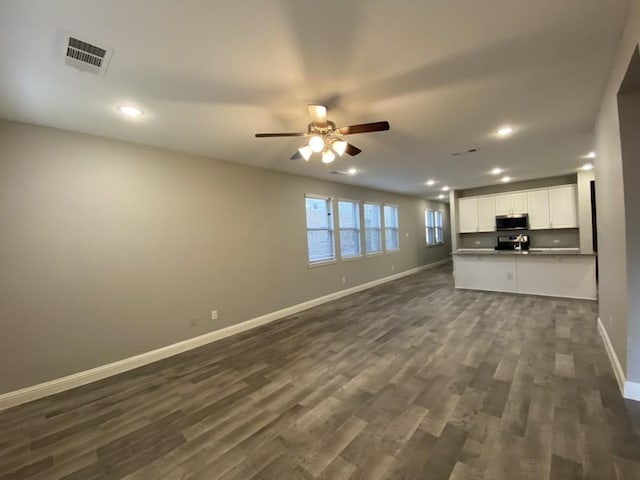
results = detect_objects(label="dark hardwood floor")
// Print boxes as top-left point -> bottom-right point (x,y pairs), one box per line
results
1,263 -> 639,479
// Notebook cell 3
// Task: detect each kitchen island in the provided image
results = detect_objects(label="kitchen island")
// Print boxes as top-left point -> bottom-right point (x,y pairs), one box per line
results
452,249 -> 597,300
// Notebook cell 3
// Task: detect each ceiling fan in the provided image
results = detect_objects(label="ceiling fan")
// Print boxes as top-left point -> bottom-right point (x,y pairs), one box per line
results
255,105 -> 390,164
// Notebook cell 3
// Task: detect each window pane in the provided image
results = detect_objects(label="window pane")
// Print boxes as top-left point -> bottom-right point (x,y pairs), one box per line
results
385,228 -> 399,250
435,227 -> 443,244
305,196 -> 335,263
306,197 -> 331,229
364,203 -> 381,253
435,211 -> 443,228
426,226 -> 435,245
365,228 -> 382,252
384,205 -> 398,228
338,201 -> 358,228
340,229 -> 360,257
426,209 -> 435,227
338,201 -> 361,257
307,230 -> 335,262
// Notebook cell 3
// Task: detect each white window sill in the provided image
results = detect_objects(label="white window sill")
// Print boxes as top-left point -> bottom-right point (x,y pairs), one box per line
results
385,249 -> 400,255
365,251 -> 384,257
341,255 -> 362,262
308,259 -> 337,268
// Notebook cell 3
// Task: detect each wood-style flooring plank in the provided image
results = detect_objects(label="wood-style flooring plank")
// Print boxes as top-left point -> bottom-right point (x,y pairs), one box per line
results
0,264 -> 638,480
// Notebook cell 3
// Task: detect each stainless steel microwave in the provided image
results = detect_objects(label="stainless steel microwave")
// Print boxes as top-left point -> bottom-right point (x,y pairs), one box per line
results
495,214 -> 528,231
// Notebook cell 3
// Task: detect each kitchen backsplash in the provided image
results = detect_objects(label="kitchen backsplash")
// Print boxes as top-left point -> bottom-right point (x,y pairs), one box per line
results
459,228 -> 580,249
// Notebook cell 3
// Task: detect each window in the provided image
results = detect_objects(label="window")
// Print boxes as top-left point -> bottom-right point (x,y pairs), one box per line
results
305,195 -> 335,263
338,200 -> 361,258
364,203 -> 382,254
384,204 -> 399,251
426,209 -> 444,246
435,210 -> 444,244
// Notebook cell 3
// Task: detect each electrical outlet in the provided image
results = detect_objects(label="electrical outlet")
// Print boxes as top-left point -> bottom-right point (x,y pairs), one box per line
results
405,232 -> 409,237
342,276 -> 346,284
391,264 -> 395,270
475,241 -> 481,245
553,239 -> 560,244
211,310 -> 218,321
189,317 -> 197,327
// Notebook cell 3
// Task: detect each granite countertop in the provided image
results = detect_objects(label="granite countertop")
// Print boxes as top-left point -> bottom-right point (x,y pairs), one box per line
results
453,248 -> 596,256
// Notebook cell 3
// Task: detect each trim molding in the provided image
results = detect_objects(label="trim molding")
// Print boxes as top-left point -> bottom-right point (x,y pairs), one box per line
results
597,317 -> 626,391
0,258 -> 451,411
597,317 -> 640,401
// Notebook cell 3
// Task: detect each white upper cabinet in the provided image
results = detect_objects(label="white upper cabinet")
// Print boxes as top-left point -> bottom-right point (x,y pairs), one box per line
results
495,194 -> 511,215
527,190 -> 551,230
510,192 -> 528,214
549,185 -> 578,228
477,196 -> 496,232
459,198 -> 479,233
495,193 -> 527,215
457,184 -> 578,234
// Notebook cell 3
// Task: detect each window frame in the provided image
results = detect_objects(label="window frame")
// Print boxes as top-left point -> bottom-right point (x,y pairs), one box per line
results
337,199 -> 363,260
363,202 -> 383,255
305,194 -> 337,266
383,204 -> 400,252
425,208 -> 444,247
434,210 -> 444,245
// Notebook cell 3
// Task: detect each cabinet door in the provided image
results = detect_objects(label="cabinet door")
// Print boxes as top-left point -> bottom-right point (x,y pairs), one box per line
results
527,190 -> 550,229
495,194 -> 510,215
477,196 -> 496,232
458,198 -> 479,233
549,185 -> 577,228
510,192 -> 528,214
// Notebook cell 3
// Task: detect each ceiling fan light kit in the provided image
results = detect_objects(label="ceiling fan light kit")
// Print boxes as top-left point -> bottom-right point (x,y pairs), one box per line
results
298,145 -> 313,161
255,104 -> 390,164
332,140 -> 348,156
308,135 -> 325,152
322,149 -> 336,164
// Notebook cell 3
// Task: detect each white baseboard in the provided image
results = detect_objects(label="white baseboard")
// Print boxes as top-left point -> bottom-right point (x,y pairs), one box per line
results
597,317 -> 640,401
0,258 -> 451,411
625,381 -> 640,401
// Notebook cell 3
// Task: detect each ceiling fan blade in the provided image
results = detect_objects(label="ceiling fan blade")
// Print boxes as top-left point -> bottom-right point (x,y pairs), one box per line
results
255,132 -> 305,137
336,121 -> 390,135
345,143 -> 362,156
291,150 -> 302,160
307,105 -> 328,127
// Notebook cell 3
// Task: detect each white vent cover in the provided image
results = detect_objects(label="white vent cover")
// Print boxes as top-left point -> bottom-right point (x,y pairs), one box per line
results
64,35 -> 112,76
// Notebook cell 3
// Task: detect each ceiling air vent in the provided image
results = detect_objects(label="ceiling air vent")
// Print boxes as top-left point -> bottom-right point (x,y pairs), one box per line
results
451,148 -> 478,157
64,35 -> 113,76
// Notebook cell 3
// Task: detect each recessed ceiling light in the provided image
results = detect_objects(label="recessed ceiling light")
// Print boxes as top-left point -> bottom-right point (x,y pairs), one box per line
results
426,179 -> 435,186
496,126 -> 515,137
581,163 -> 594,171
490,167 -> 503,175
442,185 -> 450,191
501,176 -> 511,183
117,105 -> 143,117
438,194 -> 445,199
586,151 -> 597,159
348,168 -> 357,175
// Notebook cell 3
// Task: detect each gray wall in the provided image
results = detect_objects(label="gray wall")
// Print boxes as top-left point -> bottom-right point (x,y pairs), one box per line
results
0,120 -> 451,394
619,89 -> 640,382
594,0 -> 640,380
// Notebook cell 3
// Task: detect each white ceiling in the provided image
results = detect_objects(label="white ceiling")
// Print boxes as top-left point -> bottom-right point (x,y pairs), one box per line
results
0,0 -> 630,196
